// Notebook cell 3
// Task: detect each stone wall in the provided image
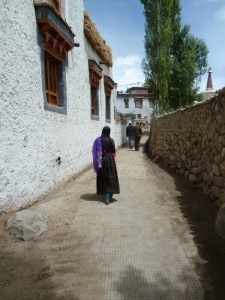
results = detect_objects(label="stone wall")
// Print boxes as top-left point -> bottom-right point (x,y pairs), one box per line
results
149,89 -> 225,204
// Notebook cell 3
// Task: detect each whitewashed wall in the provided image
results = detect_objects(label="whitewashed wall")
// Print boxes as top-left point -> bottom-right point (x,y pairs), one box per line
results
114,122 -> 127,148
0,0 -> 126,212
115,96 -> 154,122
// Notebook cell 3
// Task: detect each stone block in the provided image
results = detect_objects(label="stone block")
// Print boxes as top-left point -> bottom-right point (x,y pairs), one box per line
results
7,210 -> 48,241
202,185 -> 211,196
215,204 -> 225,240
192,160 -> 198,167
214,155 -> 223,164
191,167 -> 197,175
220,161 -> 225,170
211,185 -> 220,197
219,189 -> 225,203
218,135 -> 225,146
181,155 -> 186,162
169,155 -> 175,161
184,170 -> 190,178
220,125 -> 225,135
202,172 -> 208,183
221,148 -> 225,159
212,163 -> 220,176
179,169 -> 185,176
189,174 -> 197,183
213,176 -> 225,187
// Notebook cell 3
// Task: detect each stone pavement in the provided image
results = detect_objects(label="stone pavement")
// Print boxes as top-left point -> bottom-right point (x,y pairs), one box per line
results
70,136 -> 203,299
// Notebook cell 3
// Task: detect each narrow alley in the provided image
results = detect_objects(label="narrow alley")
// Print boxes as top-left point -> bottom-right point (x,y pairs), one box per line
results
0,136 -> 225,300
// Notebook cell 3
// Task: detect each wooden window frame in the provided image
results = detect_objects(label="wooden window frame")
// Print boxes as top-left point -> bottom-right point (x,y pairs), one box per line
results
35,3 -> 76,114
135,99 -> 143,108
89,61 -> 102,119
105,95 -> 111,121
43,50 -> 67,113
91,84 -> 99,116
48,0 -> 61,13
104,76 -> 114,122
45,52 -> 59,106
124,98 -> 129,109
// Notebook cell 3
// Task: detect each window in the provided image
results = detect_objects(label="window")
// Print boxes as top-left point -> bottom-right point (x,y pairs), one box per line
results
91,84 -> 99,116
35,4 -> 75,114
104,76 -> 114,122
42,46 -> 69,112
137,114 -> 142,118
89,60 -> 102,119
44,52 -> 67,110
45,53 -> 58,105
135,99 -> 143,108
124,98 -> 129,108
105,95 -> 111,120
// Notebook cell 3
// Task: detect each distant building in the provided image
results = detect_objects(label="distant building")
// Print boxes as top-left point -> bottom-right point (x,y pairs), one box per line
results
201,67 -> 216,101
115,87 -> 154,123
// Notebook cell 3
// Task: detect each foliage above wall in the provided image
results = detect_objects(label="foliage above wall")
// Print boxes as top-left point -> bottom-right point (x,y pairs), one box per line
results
84,11 -> 113,67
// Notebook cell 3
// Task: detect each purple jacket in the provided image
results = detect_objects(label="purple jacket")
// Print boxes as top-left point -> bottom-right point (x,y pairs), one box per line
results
92,136 -> 102,172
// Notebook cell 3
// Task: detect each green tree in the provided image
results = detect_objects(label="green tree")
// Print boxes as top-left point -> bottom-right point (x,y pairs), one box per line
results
141,0 -> 208,113
169,25 -> 209,109
141,0 -> 175,113
118,112 -> 136,122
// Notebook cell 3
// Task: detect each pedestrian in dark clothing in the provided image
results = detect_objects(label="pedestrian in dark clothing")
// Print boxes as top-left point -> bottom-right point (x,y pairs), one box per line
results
92,126 -> 120,204
133,122 -> 142,151
126,122 -> 134,149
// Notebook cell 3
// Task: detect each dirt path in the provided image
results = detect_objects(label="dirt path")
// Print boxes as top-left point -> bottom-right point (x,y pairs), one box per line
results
0,137 -> 225,299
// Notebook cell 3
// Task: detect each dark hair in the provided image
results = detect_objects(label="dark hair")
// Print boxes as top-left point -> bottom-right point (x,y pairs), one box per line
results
136,122 -> 139,125
102,126 -> 110,136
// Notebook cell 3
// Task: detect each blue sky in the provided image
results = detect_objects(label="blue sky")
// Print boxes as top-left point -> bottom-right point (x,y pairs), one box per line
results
84,0 -> 225,92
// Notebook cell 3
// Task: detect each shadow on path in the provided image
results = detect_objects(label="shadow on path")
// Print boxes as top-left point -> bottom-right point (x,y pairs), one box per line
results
80,193 -> 104,202
147,156 -> 225,300
80,193 -> 118,204
114,265 -> 199,300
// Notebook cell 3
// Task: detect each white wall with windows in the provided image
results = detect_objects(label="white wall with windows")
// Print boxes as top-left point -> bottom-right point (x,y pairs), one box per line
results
115,93 -> 154,122
0,0 -> 126,212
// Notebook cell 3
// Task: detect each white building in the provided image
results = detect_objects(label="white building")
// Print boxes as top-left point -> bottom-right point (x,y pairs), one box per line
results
0,0 -> 126,213
115,87 -> 154,122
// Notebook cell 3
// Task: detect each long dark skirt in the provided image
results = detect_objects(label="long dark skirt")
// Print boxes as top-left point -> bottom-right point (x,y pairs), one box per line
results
97,155 -> 120,195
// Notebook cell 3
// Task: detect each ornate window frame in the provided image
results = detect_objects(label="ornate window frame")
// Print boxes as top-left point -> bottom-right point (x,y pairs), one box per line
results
89,60 -> 102,120
134,98 -> 143,108
124,98 -> 129,109
104,76 -> 115,122
35,3 -> 75,114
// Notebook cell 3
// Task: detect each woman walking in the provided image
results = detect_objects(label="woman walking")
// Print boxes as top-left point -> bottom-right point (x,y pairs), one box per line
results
92,126 -> 120,204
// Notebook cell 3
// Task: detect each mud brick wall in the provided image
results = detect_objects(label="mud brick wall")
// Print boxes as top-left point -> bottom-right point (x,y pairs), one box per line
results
149,88 -> 225,204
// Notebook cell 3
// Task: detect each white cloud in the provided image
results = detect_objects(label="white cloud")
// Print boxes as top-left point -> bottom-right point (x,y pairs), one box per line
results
113,55 -> 145,89
214,6 -> 225,20
188,0 -> 222,8
114,55 -> 142,67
